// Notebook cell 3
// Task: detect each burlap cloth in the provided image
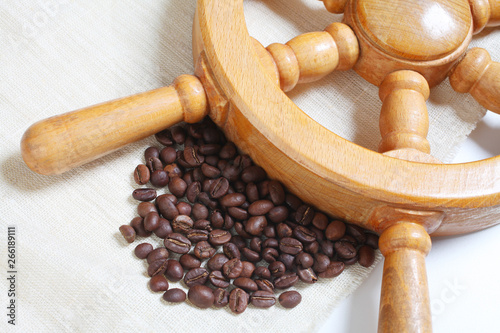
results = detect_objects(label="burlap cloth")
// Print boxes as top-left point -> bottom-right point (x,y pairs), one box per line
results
1,0 -> 497,332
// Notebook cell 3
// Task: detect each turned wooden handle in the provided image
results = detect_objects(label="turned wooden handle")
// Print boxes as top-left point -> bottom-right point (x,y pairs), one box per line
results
21,75 -> 208,175
378,222 -> 432,333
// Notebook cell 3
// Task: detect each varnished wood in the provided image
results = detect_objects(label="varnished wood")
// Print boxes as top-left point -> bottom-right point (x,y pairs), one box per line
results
321,0 -> 349,14
449,47 -> 500,114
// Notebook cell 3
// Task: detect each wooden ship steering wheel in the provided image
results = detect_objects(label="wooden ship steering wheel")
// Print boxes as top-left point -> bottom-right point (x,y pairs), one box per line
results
20,0 -> 500,331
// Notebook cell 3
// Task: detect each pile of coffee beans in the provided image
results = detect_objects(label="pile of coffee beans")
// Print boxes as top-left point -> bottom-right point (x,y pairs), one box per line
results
119,117 -> 378,313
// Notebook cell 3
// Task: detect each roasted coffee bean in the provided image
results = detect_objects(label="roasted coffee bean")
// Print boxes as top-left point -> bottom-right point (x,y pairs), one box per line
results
249,237 -> 262,252
132,188 -> 157,202
147,248 -> 169,264
222,163 -> 240,182
230,235 -> 247,250
245,216 -> 267,236
155,129 -> 173,146
163,288 -> 186,303
144,212 -> 160,231
193,219 -> 212,231
164,233 -> 191,254
222,242 -> 241,260
154,218 -> 173,238
145,146 -> 160,161
234,222 -> 252,239
186,181 -> 201,203
304,241 -> 320,254
262,247 -> 279,263
209,229 -> 231,246
149,275 -> 169,292
241,247 -> 261,262
309,226 -> 324,241
358,245 -> 375,267
134,164 -> 150,185
335,240 -> 357,259
200,163 -> 221,179
268,261 -> 286,278
245,183 -> 260,203
251,290 -> 276,308
208,209 -> 223,229
160,146 -> 177,165
119,225 -> 136,243
169,177 -> 187,198
202,126 -> 221,143
263,226 -> 276,239
236,182 -> 249,195
342,255 -> 359,265
325,220 -> 346,241
184,146 -> 205,167
193,241 -> 216,260
276,223 -> 293,239
219,142 -> 237,159
184,136 -> 196,147
313,253 -> 331,273
340,234 -> 358,246
191,203 -> 209,221
278,253 -> 297,272
208,270 -> 230,288
285,220 -> 299,229
148,258 -> 169,277
229,288 -> 249,314
279,237 -> 303,255
186,229 -> 209,243
213,288 -> 229,308
134,243 -> 153,259
227,207 -> 248,221
240,165 -> 266,183
199,144 -> 221,156
177,155 -> 191,169
176,202 -> 192,216
255,278 -> 274,292
248,200 -> 274,216
220,193 -> 246,207
147,156 -> 164,173
137,201 -> 157,217
156,195 -> 179,220
285,193 -> 303,211
318,261 -> 345,278
202,178 -> 215,192
267,206 -> 288,223
295,205 -> 314,226
240,261 -> 256,278
346,224 -> 367,244
188,285 -> 214,309
217,159 -> 228,171
312,212 -> 329,230
365,233 -> 379,249
207,253 -> 229,271
170,126 -> 186,144
222,258 -> 243,279
233,277 -> 258,292
258,180 -> 270,198
197,192 -> 218,210
192,167 -> 205,182
279,290 -> 302,308
295,252 -> 314,269
184,267 -> 209,287
130,216 -> 152,237
187,123 -> 204,139
297,267 -> 318,284
164,163 -> 183,179
234,155 -> 253,170
262,238 -> 279,249
293,226 -> 316,243
172,215 -> 194,234
268,180 -> 285,205
150,170 -> 169,187
320,240 -> 335,258
253,266 -> 271,280
179,253 -> 202,269
274,273 -> 299,289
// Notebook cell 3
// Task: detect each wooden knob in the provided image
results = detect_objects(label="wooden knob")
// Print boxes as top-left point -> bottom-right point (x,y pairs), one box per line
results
469,0 -> 500,33
378,222 -> 432,333
264,23 -> 358,91
21,75 -> 208,175
378,70 -> 431,154
449,47 -> 500,114
320,0 -> 349,14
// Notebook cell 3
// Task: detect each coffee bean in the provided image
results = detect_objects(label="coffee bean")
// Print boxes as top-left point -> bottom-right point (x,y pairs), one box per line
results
199,144 -> 221,156
309,226 -> 324,241
207,253 -> 229,271
234,222 -> 252,239
229,288 -> 249,314
245,216 -> 267,236
200,163 -> 221,179
251,290 -> 276,308
245,183 -> 259,203
320,240 -> 335,257
253,266 -> 271,280
304,241 -> 320,254
213,288 -> 229,308
295,205 -> 314,226
240,261 -> 256,278
278,253 -> 297,272
197,192 -> 218,210
262,238 -> 279,249
208,229 -> 231,246
318,261 -> 345,278
312,212 -> 329,230
279,290 -> 302,308
150,275 -> 169,292
263,226 -> 276,238
186,229 -> 209,243
325,220 -> 346,241
164,233 -> 191,254
258,180 -> 270,198
240,166 -> 266,183
184,267 -> 209,287
154,218 -> 173,238
208,270 -> 230,288
183,146 -> 205,167
147,248 -> 169,264
358,245 -> 375,267
186,181 -> 201,203
192,203 -> 209,221
169,177 -> 187,198
220,193 -> 246,207
193,219 -> 212,232
144,212 -> 160,231
227,207 -> 248,221
262,247 -> 279,263
346,224 -> 367,244
297,267 -> 318,284
164,163 -> 183,179
276,223 -> 293,239
156,195 -> 179,220
119,225 -> 136,243
279,237 -> 303,255
313,253 -> 331,273
163,288 -> 186,303
137,201 -> 157,218
170,126 -> 186,144
274,273 -> 299,289
172,215 -> 194,234
222,258 -> 243,279
365,233 -> 380,249
233,277 -> 258,292
150,170 -> 169,187
134,164 -> 150,185
295,252 -> 314,269
268,180 -> 285,205
234,155 -> 253,170
134,243 -> 153,259
193,241 -> 216,260
222,242 -> 240,260
188,285 -> 214,309
130,216 -> 151,237
241,247 -> 261,262
248,200 -> 274,216
248,237 -> 261,253
219,142 -> 237,159
342,255 -> 359,265
255,279 -> 274,292
268,261 -> 286,278
179,254 -> 201,270
144,146 -> 160,161
155,129 -> 173,146
222,163 -> 240,182
160,146 -> 177,165
293,226 -> 317,243
132,188 -> 157,202
147,156 -> 164,173
335,240 -> 357,259
148,259 -> 169,277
